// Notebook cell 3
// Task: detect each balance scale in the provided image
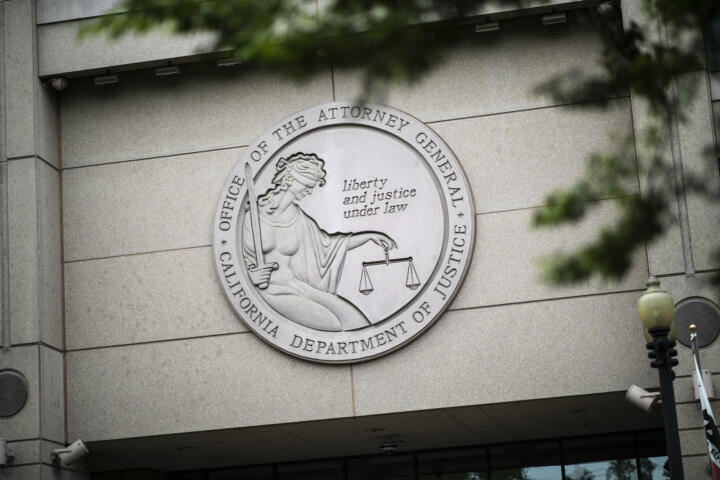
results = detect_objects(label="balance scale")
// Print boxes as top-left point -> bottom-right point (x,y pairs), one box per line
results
358,249 -> 421,295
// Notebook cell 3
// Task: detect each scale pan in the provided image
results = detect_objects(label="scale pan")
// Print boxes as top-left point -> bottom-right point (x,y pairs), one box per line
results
405,260 -> 421,290
359,265 -> 374,295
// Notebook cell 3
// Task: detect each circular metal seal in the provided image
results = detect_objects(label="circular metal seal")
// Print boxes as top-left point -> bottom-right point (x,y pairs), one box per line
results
675,297 -> 720,348
0,370 -> 29,417
213,102 -> 475,363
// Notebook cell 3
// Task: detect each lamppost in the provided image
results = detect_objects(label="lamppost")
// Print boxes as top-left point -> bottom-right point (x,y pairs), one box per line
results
637,276 -> 683,479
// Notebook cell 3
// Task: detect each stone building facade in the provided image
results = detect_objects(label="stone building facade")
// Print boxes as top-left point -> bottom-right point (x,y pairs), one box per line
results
1,0 -> 720,478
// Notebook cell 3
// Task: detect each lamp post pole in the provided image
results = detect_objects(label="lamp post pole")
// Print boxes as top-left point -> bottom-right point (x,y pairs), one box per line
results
647,327 -> 683,479
638,276 -> 683,480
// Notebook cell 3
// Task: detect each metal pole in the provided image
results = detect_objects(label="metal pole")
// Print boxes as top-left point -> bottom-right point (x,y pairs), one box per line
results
648,327 -> 684,480
658,362 -> 684,479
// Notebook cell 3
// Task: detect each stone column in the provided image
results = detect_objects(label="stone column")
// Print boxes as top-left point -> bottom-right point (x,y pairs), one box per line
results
0,0 -> 86,478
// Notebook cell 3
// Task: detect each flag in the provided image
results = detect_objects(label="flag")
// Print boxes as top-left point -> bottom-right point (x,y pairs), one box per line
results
693,333 -> 720,480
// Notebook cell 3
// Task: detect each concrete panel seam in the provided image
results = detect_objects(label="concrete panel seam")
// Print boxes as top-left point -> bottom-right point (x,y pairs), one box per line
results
63,243 -> 212,265
40,341 -> 63,354
425,95 -> 631,127
627,96 -> 652,280
474,193 -> 639,217
697,267 -> 720,275
350,365 -> 356,416
8,437 -> 63,443
37,155 -> 59,173
34,156 -> 42,345
6,437 -> 42,443
447,286 -> 646,314
65,330 -> 253,353
0,161 -> 9,347
5,154 -> 37,162
37,346 -> 42,438
59,93 -> 68,445
37,16 -> 109,27
61,143 -> 248,172
6,155 -> 58,173
6,341 -> 63,353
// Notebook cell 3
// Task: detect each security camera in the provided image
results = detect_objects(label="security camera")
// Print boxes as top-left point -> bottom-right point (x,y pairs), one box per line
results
52,439 -> 89,466
626,384 -> 660,413
0,439 -> 14,466
596,0 -> 619,17
47,77 -> 68,91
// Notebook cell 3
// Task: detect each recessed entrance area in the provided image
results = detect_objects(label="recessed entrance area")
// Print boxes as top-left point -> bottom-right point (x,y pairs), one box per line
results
84,391 -> 663,476
168,429 -> 666,479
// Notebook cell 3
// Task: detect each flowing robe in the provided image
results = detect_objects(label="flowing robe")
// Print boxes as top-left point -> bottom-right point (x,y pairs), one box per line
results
242,206 -> 369,332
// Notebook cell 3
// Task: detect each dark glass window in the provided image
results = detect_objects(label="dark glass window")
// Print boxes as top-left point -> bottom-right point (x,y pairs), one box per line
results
418,447 -> 487,480
564,433 -> 637,480
348,453 -> 415,480
278,460 -> 343,480
489,441 -> 562,480
171,474 -> 205,480
208,466 -> 274,479
169,430 -> 666,480
636,430 -> 668,480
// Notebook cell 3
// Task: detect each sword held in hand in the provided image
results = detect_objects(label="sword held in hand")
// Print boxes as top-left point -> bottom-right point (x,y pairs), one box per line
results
244,163 -> 277,289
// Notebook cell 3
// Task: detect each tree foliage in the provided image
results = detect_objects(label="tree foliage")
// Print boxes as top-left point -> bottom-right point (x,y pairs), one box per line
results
83,0 -> 720,286
565,465 -> 595,480
532,0 -> 720,286
605,458 -> 636,479
80,0 -> 522,90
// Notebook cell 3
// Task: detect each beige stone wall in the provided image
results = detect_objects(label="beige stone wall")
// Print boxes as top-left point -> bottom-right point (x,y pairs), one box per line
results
0,0 -> 716,478
59,18 -> 664,444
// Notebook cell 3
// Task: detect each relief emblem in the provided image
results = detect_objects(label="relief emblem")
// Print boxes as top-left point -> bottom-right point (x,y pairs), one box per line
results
214,102 -> 475,363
